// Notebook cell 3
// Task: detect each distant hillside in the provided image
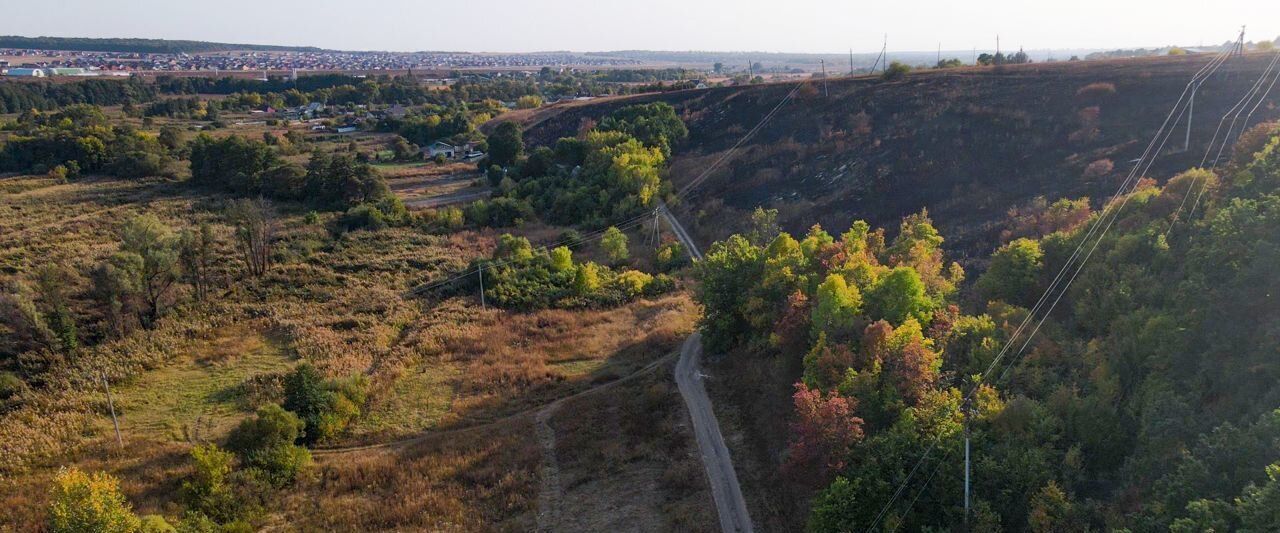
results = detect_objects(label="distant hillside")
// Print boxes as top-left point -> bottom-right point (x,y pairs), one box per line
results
0,35 -> 325,54
519,54 -> 1280,260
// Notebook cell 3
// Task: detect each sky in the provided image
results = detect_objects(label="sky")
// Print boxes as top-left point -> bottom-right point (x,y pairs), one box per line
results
4,0 -> 1279,54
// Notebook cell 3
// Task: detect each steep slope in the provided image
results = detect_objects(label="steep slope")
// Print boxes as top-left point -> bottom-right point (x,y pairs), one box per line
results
520,54 -> 1280,259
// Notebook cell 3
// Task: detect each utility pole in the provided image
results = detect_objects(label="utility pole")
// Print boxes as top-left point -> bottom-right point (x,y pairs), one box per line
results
963,394 -> 972,530
820,59 -> 829,96
882,34 -> 888,69
937,42 -> 941,66
849,48 -> 854,76
1236,26 -> 1246,56
1182,82 -> 1192,151
478,266 -> 486,310
100,371 -> 123,449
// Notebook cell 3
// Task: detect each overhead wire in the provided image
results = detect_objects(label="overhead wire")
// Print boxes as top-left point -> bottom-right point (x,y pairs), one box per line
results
864,41 -> 1237,532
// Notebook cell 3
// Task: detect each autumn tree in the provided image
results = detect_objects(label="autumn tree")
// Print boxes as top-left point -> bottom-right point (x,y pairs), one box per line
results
47,468 -> 141,533
784,383 -> 865,481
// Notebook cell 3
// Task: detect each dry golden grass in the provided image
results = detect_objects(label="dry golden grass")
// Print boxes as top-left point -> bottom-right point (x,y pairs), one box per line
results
547,364 -> 716,532
1,172 -> 704,531
279,419 -> 541,532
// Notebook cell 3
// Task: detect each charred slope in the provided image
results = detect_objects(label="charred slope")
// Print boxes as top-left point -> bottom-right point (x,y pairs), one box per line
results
522,54 -> 1280,259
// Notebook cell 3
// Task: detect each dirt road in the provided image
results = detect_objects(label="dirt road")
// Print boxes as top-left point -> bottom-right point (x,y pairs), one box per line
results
663,201 -> 752,532
675,333 -> 753,533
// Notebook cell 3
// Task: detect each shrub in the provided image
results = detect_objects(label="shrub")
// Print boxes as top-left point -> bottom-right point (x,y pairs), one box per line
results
612,270 -> 653,298
882,62 -> 911,81
655,241 -> 690,272
226,404 -> 311,486
180,444 -> 239,523
644,273 -> 677,296
601,226 -> 629,264
281,364 -> 366,445
1082,159 -> 1114,181
336,196 -> 409,232
47,467 -> 141,533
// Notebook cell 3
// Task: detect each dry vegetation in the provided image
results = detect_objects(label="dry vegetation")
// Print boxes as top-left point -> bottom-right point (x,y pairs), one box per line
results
0,169 -> 702,530
547,363 -> 716,532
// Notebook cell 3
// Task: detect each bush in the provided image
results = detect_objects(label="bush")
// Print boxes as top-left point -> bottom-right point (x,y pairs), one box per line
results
882,61 -> 911,81
47,467 -> 141,533
180,444 -> 239,523
601,226 -> 629,264
110,150 -> 170,179
655,241 -> 690,272
335,196 -> 409,232
281,364 -> 365,445
612,270 -> 653,298
644,273 -> 677,296
226,404 -> 311,486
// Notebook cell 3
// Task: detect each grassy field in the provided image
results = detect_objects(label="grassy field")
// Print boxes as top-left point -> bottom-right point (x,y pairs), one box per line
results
111,323 -> 296,442
0,169 -> 702,530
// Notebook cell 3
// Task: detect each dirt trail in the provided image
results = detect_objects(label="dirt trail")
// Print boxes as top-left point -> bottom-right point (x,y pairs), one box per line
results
663,205 -> 753,532
311,353 -> 675,456
534,405 -> 563,531
675,333 -> 754,533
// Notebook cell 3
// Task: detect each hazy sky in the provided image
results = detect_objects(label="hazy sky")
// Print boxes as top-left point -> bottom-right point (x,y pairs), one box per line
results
5,0 -> 1279,53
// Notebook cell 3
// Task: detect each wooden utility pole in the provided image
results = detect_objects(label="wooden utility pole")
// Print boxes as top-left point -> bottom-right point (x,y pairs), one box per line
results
820,59 -> 829,96
478,266 -> 486,310
849,48 -> 854,76
100,371 -> 123,449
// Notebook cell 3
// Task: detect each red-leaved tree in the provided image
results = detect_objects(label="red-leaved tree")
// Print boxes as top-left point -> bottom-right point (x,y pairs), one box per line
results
784,383 -> 865,482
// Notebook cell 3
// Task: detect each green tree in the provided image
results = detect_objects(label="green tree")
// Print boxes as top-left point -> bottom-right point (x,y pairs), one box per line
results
180,444 -> 239,523
810,274 -> 862,341
47,467 -> 141,533
549,246 -> 574,273
866,267 -> 931,326
116,215 -> 180,328
596,102 -> 688,157
976,238 -> 1043,307
601,226 -> 629,264
226,404 -> 311,486
883,61 -> 911,80
281,364 -> 329,445
1236,463 -> 1280,531
696,235 -> 765,353
487,121 -> 524,168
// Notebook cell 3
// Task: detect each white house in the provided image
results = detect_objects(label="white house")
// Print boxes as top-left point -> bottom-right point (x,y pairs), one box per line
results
425,141 -> 457,159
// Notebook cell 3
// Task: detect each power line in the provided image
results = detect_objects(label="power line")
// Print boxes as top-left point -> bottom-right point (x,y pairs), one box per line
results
1167,50 -> 1280,235
864,40 -> 1237,532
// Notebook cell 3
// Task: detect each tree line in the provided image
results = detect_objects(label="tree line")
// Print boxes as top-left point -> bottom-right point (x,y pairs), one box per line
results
694,122 -> 1280,531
